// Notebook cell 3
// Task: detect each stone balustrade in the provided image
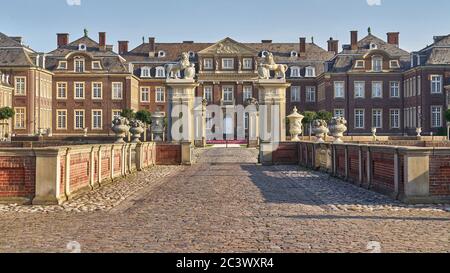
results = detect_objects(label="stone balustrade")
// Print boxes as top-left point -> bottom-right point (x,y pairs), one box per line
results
260,141 -> 450,204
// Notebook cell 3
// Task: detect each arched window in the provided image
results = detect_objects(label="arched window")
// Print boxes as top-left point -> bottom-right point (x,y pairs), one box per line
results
155,66 -> 165,78
290,66 -> 301,78
141,67 -> 151,78
305,66 -> 316,77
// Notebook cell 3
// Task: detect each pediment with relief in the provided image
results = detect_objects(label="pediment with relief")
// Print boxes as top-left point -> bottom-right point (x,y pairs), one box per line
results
198,37 -> 258,55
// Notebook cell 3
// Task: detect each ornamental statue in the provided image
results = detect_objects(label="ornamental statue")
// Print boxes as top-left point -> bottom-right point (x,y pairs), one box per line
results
258,52 -> 289,80
312,119 -> 329,143
287,107 -> 304,142
129,119 -> 145,143
165,52 -> 194,80
328,117 -> 347,143
112,116 -> 130,143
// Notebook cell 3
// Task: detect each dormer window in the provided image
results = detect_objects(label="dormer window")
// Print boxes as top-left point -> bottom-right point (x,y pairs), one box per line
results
57,61 -> 67,70
290,51 -> 298,58
92,61 -> 101,70
290,66 -> 301,78
372,56 -> 383,72
155,66 -> 165,78
389,60 -> 400,69
74,58 -> 85,73
369,43 -> 378,50
78,43 -> 87,51
305,66 -> 316,77
158,51 -> 166,58
203,58 -> 213,70
141,67 -> 151,78
355,60 -> 365,69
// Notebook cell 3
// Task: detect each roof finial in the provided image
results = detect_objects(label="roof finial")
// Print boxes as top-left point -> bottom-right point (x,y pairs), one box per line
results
84,28 -> 88,37
142,36 -> 145,44
368,27 -> 372,35
311,36 -> 314,44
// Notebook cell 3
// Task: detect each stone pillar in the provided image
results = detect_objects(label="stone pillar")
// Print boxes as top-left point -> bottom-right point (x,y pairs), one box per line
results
194,100 -> 207,147
33,148 -> 65,205
401,149 -> 430,202
259,141 -> 276,165
256,79 -> 290,143
247,103 -> 259,148
136,143 -> 144,171
166,79 -> 199,143
181,141 -> 192,165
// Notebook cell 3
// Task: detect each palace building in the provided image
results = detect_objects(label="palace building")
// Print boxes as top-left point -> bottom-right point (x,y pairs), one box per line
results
0,29 -> 449,139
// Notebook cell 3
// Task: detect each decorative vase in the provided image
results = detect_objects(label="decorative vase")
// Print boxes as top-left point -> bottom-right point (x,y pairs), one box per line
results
151,112 -> 165,142
129,119 -> 145,143
416,127 -> 422,137
111,117 -> 130,143
312,119 -> 329,143
328,117 -> 347,143
287,107 -> 304,142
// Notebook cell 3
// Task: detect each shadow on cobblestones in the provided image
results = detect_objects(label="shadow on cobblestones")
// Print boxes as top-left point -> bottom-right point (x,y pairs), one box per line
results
286,215 -> 450,222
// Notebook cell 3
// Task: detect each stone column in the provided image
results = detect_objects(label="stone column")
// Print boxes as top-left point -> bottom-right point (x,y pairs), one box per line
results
247,102 -> 259,148
256,79 -> 290,143
166,79 -> 199,143
181,141 -> 192,165
33,148 -> 65,205
194,100 -> 207,147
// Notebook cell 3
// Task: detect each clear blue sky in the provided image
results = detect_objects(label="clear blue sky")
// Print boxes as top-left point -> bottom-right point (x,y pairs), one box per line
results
1,0 -> 449,53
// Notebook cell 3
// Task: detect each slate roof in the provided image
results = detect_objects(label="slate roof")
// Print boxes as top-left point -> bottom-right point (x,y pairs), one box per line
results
414,34 -> 450,66
0,32 -> 36,67
46,35 -> 129,73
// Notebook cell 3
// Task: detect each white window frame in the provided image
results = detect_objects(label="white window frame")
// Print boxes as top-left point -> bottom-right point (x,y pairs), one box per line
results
372,81 -> 383,98
334,109 -> 345,118
56,109 -> 67,130
155,87 -> 165,103
92,61 -> 102,70
56,82 -> 67,99
431,75 -> 443,94
354,81 -> 365,98
306,86 -> 316,102
222,86 -> 234,102
222,58 -> 234,70
372,56 -> 383,72
334,81 -> 345,98
203,86 -> 213,102
355,60 -> 365,69
112,109 -> 122,121
140,87 -> 150,102
74,109 -> 85,130
390,109 -> 400,129
354,109 -> 365,129
92,82 -> 103,100
57,61 -> 67,70
372,109 -> 383,129
74,82 -> 85,99
112,82 -> 123,100
203,58 -> 213,70
155,67 -> 165,78
140,67 -> 151,78
243,86 -> 253,101
14,107 -> 26,129
74,58 -> 85,73
389,60 -> 400,69
305,66 -> 316,78
14,76 -> 26,96
431,106 -> 442,128
390,81 -> 400,98
92,109 -> 103,130
290,67 -> 301,78
243,58 -> 253,69
290,86 -> 301,102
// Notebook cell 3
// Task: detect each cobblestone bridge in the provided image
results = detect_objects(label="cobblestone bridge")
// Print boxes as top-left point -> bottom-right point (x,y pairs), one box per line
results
0,148 -> 448,253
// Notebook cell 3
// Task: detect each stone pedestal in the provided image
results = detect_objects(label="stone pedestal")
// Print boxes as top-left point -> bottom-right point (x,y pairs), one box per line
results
256,79 -> 290,143
166,79 -> 199,144
248,111 -> 259,148
194,100 -> 207,147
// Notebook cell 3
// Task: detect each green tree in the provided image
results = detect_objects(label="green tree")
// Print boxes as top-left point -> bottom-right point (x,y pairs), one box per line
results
120,109 -> 135,120
316,110 -> 333,122
135,110 -> 152,125
0,107 -> 14,121
445,109 -> 450,123
301,111 -> 317,124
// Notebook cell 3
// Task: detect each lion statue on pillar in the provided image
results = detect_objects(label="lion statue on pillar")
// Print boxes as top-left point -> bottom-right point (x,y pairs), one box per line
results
165,52 -> 193,79
258,52 -> 288,80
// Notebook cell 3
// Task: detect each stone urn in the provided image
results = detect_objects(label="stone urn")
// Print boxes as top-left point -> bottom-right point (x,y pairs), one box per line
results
112,116 -> 130,143
328,117 -> 347,143
287,107 -> 304,142
371,127 -> 377,141
151,111 -> 166,141
312,119 -> 329,143
416,127 -> 422,137
129,119 -> 145,143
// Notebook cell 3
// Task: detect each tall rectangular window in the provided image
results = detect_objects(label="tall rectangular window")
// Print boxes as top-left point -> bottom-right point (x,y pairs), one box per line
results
243,58 -> 253,69
431,75 -> 443,94
57,82 -> 67,99
74,82 -> 85,99
390,81 -> 400,98
203,58 -> 213,70
74,59 -> 85,72
222,58 -> 234,70
140,87 -> 150,102
222,86 -> 234,102
306,86 -> 316,102
14,107 -> 26,129
354,81 -> 365,98
203,86 -> 213,102
334,109 -> 345,118
372,56 -> 382,72
372,81 -> 383,98
431,106 -> 442,128
156,87 -> 165,102
334,81 -> 345,98
372,109 -> 382,128
290,86 -> 300,102
92,82 -> 102,99
14,77 -> 26,95
57,110 -> 67,129
112,110 -> 122,121
243,86 -> 253,101
355,109 -> 365,129
74,110 -> 85,130
92,110 -> 102,130
390,109 -> 400,129
112,82 -> 123,99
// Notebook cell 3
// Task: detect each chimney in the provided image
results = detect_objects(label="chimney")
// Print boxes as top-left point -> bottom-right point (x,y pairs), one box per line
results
327,37 -> 339,54
183,41 -> 194,44
387,32 -> 399,47
299,37 -> 306,55
99,32 -> 106,51
148,37 -> 155,52
57,33 -> 69,48
350,31 -> 358,50
118,41 -> 129,55
261,40 -> 272,43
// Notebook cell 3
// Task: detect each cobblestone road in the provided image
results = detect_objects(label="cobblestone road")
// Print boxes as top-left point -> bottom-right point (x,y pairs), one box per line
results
0,148 -> 449,253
